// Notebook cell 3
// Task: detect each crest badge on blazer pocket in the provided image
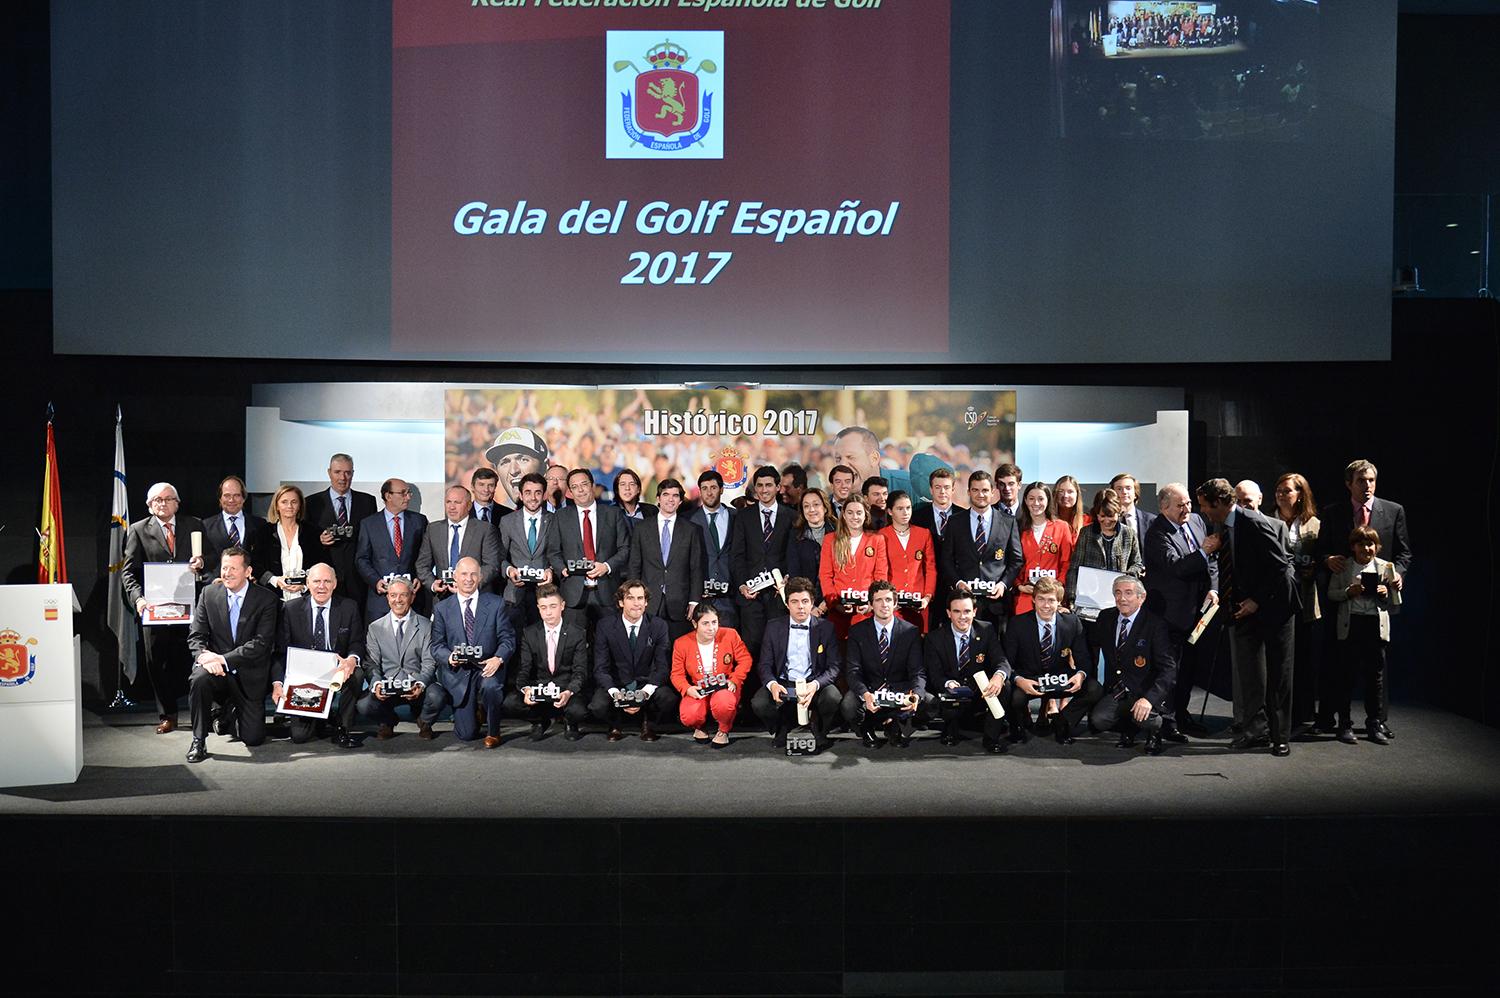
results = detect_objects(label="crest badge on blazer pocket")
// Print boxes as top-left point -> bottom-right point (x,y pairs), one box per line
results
1133,655 -> 1147,668
722,653 -> 733,665
914,549 -> 924,561
864,545 -> 875,558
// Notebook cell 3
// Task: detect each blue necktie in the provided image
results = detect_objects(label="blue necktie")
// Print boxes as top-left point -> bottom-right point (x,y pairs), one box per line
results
463,598 -> 476,644
527,516 -> 538,554
228,593 -> 241,643
313,605 -> 327,650
450,523 -> 461,568
227,516 -> 240,546
660,518 -> 672,561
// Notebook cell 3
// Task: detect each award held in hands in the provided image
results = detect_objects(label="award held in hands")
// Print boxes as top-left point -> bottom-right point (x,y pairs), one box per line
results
277,647 -> 343,720
142,562 -> 197,626
1072,566 -> 1119,622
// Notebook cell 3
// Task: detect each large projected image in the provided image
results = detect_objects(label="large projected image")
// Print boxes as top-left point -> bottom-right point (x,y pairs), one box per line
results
1054,0 -> 1319,140
445,388 -> 1015,507
392,3 -> 949,357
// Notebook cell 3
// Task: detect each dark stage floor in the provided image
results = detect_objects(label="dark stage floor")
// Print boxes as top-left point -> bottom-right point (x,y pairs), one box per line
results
4,696 -> 1497,819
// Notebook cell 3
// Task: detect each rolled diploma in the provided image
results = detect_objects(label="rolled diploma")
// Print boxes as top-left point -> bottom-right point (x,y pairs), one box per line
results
190,531 -> 203,559
795,680 -> 812,727
1188,602 -> 1219,645
972,670 -> 1005,719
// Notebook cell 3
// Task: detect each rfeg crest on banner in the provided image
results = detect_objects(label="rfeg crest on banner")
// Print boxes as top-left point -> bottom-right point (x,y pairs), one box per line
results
606,31 -> 724,160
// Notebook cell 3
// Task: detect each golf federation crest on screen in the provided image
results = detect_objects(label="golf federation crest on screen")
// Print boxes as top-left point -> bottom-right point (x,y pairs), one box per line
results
607,32 -> 723,160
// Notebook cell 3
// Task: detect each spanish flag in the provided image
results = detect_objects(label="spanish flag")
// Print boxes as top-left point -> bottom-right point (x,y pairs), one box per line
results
38,406 -> 67,584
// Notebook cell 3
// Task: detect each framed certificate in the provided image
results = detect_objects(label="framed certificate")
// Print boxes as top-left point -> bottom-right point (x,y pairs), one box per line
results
276,647 -> 343,720
141,562 -> 197,626
1073,566 -> 1120,621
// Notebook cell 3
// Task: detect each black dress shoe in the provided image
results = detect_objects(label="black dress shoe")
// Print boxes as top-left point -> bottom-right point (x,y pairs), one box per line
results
1366,724 -> 1389,746
1230,733 -> 1268,750
1336,727 -> 1358,745
1052,715 -> 1074,745
1178,718 -> 1210,737
608,728 -> 625,742
333,727 -> 357,749
1115,733 -> 1137,749
1376,721 -> 1395,739
640,721 -> 659,742
529,721 -> 546,741
211,707 -> 234,737
185,739 -> 208,764
1160,728 -> 1189,743
860,725 -> 880,748
564,723 -> 583,741
939,732 -> 960,746
981,737 -> 1006,754
1271,742 -> 1291,757
1007,728 -> 1028,745
1144,732 -> 1165,756
772,732 -> 787,749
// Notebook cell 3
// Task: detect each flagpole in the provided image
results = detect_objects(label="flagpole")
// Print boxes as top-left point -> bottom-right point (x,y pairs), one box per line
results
106,404 -> 137,709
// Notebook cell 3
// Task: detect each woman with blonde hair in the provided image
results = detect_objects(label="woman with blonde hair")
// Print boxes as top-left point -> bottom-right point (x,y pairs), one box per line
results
818,495 -> 890,642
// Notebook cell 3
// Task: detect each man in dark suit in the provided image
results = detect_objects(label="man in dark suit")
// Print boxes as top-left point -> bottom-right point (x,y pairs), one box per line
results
303,453 -> 378,603
499,472 -> 558,628
843,580 -> 927,747
357,578 -> 436,739
469,467 -> 515,526
750,576 -> 843,750
120,481 -> 205,733
550,468 -> 634,633
633,479 -> 705,642
273,563 -> 366,748
1312,458 -> 1411,737
505,583 -> 590,739
1197,478 -> 1300,756
938,470 -> 1024,636
1090,575 -> 1178,755
415,485 -> 501,599
911,466 -> 966,545
686,469 -> 738,630
728,465 -> 796,655
200,475 -> 268,581
355,477 -> 428,622
423,556 -> 515,746
1002,577 -> 1102,744
925,590 -> 1010,753
1143,482 -> 1219,739
184,546 -> 278,762
588,580 -> 677,740
1111,473 -> 1158,549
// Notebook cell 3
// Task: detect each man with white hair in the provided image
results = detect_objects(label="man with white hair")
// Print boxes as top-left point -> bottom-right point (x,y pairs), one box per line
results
1089,575 -> 1178,755
1142,483 -> 1218,739
120,482 -> 205,734
1234,480 -> 1263,511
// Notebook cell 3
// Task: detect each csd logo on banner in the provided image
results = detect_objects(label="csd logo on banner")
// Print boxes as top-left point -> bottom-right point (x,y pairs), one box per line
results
606,31 -> 724,160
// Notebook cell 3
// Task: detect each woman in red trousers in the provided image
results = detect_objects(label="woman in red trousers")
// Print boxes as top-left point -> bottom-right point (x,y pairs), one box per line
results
819,495 -> 890,643
671,602 -> 753,748
879,490 -> 936,633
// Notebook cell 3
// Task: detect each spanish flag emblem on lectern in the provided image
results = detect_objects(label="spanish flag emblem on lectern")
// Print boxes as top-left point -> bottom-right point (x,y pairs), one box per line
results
38,405 -> 67,585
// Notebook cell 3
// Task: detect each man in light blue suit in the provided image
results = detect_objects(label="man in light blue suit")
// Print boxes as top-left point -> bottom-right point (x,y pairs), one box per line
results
422,556 -> 515,746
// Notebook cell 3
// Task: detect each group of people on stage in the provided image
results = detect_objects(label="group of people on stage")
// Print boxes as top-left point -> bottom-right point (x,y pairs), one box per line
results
1106,11 -> 1239,51
120,449 -> 1410,763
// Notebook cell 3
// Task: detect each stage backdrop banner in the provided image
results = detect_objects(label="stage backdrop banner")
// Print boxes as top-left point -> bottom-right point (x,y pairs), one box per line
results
445,388 -> 1016,507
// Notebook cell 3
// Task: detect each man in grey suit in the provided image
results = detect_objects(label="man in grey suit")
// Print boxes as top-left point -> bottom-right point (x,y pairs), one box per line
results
356,578 -> 437,739
499,472 -> 558,629
416,485 -> 501,598
121,481 -> 206,733
686,469 -> 738,629
1144,483 -> 1219,740
632,478 -> 704,641
550,468 -> 633,633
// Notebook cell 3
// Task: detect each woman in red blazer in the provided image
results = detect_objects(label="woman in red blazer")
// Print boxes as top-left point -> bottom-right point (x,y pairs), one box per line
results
878,490 -> 936,633
819,496 -> 890,642
1014,482 -> 1075,616
671,602 -> 753,747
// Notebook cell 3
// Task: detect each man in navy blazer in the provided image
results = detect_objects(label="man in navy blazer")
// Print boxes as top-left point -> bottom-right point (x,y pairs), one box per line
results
1001,577 -> 1102,744
925,590 -> 1009,753
1090,575 -> 1178,755
273,563 -> 367,748
631,478 -> 705,642
686,469 -> 738,630
1143,482 -> 1219,738
355,478 -> 428,622
728,465 -> 796,656
184,546 -> 278,763
422,557 -> 515,746
937,471 -> 1024,636
303,453 -> 378,603
1197,478 -> 1300,755
843,581 -> 927,747
199,475 -> 270,582
749,577 -> 843,749
588,580 -> 677,740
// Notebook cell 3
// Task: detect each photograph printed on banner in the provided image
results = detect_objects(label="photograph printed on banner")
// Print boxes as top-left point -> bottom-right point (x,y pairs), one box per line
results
445,388 -> 1016,506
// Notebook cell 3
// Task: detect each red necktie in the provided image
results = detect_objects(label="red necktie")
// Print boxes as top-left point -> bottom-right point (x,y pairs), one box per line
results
1359,504 -> 1370,526
164,522 -> 175,557
582,509 -> 596,560
392,514 -> 403,558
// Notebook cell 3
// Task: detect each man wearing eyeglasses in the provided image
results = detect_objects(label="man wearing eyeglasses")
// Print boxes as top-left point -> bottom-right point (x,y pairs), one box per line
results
120,482 -> 205,734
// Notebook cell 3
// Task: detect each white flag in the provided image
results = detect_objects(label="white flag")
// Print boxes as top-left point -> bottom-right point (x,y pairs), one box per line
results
106,406 -> 139,684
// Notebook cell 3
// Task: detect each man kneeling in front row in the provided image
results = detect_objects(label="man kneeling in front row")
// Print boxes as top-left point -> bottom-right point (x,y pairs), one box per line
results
750,576 -> 843,750
843,580 -> 929,748
506,584 -> 591,740
185,546 -> 278,763
1089,574 -> 1178,755
1002,576 -> 1103,744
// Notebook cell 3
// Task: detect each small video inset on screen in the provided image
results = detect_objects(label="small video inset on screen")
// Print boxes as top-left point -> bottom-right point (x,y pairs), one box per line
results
1053,0 -> 1319,140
